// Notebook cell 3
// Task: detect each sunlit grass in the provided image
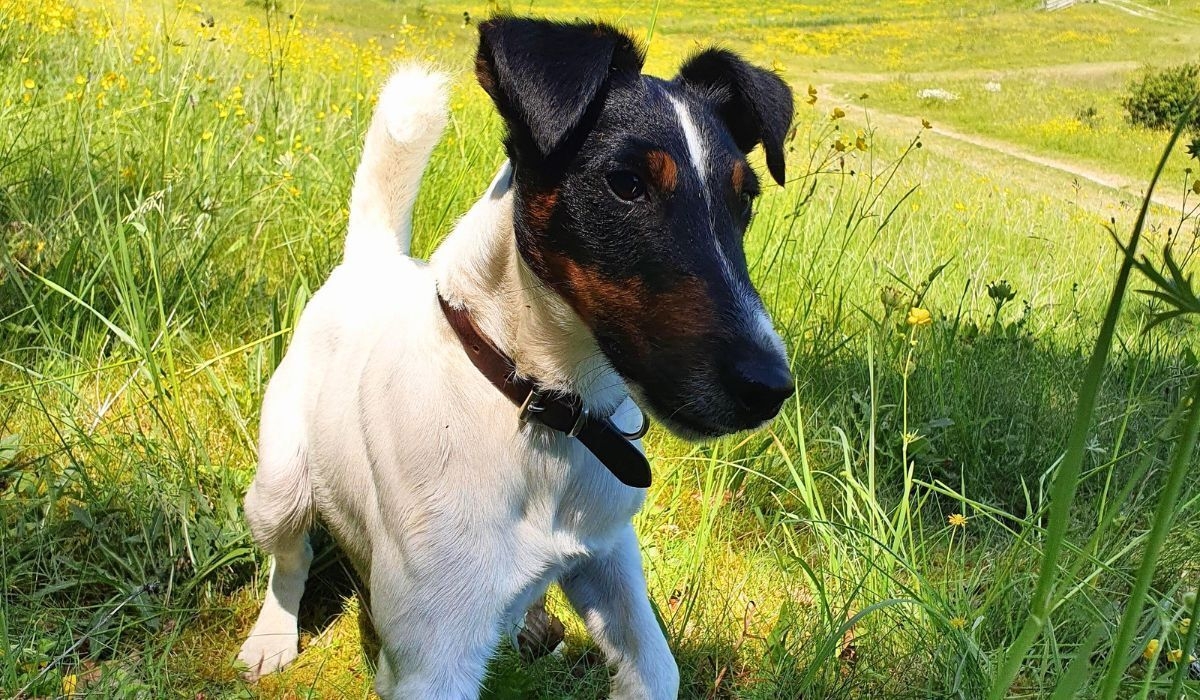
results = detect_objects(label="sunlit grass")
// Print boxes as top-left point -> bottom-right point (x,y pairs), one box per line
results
2,0 -> 1200,698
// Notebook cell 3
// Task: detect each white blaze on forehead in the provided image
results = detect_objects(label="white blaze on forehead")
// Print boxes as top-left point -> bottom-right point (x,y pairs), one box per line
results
667,94 -> 708,190
668,91 -> 744,286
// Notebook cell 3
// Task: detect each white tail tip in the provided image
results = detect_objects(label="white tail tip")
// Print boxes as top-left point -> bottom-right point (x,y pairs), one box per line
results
377,66 -> 450,146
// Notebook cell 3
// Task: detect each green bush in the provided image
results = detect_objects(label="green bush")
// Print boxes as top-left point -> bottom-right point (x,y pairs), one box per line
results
1122,63 -> 1200,131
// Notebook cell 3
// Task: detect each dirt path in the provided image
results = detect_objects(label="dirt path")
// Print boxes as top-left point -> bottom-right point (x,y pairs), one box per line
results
1096,0 -> 1199,25
810,61 -> 1141,87
810,82 -> 1180,215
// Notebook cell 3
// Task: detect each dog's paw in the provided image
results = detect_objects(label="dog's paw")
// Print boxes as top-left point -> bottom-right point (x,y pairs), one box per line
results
236,631 -> 300,682
378,66 -> 450,145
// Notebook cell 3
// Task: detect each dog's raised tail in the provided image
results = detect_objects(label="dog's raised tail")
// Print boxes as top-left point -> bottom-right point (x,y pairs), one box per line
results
344,66 -> 449,263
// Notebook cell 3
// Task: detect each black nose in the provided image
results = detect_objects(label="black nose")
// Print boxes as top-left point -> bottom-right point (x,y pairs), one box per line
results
722,353 -> 795,422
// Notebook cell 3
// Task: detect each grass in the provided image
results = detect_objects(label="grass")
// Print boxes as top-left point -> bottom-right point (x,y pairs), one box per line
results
2,0 -> 1200,698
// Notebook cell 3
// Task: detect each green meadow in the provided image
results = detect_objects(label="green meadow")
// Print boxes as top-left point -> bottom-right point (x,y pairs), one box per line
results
3,0 -> 1200,697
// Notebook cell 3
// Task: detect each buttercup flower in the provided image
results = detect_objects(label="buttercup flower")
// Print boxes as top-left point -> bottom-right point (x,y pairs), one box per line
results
1143,638 -> 1160,660
831,107 -> 846,120
907,307 -> 932,328
1168,648 -> 1183,663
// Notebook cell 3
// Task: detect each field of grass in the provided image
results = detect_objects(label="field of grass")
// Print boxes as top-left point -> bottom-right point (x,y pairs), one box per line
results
3,0 -> 1200,698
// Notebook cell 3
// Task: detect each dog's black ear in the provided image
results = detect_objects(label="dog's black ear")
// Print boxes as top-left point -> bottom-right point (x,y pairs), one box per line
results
675,49 -> 793,186
476,17 -> 645,158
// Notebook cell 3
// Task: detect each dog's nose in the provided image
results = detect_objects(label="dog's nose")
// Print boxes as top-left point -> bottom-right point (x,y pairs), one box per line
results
722,352 -> 795,422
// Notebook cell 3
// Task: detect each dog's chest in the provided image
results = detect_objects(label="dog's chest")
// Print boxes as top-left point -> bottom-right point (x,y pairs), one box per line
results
516,429 -> 646,548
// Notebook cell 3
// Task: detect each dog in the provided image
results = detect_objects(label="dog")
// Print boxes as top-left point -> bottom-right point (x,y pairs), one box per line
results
236,17 -> 794,699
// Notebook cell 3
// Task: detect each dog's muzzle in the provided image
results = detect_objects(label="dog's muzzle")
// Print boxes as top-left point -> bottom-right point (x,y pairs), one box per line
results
437,293 -> 653,488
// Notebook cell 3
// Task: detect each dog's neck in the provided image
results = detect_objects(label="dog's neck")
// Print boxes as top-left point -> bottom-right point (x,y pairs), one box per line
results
432,163 -> 627,416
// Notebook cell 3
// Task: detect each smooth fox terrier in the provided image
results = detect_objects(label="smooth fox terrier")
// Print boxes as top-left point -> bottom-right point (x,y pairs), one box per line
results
237,17 -> 794,699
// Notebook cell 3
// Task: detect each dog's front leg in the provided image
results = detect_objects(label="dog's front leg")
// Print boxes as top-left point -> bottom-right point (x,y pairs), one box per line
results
560,526 -> 679,700
368,552 -> 502,700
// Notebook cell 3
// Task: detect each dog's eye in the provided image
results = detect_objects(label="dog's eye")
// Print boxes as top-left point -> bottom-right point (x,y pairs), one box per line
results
740,192 -> 755,221
606,171 -> 646,202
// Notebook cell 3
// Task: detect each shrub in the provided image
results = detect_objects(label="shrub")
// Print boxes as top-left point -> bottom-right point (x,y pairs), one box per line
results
1122,63 -> 1200,132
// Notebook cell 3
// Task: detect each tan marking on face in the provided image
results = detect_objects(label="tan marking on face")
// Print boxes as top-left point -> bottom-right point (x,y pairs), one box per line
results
731,160 -> 746,193
546,254 -> 714,359
645,150 -> 678,193
524,189 -> 558,232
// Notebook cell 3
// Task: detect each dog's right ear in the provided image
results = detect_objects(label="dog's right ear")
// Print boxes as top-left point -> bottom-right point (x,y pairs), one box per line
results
476,17 -> 645,160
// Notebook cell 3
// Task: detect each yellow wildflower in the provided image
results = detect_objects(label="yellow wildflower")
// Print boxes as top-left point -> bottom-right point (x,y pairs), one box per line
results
855,135 -> 868,151
948,513 -> 967,528
1144,638 -> 1160,660
1180,618 -> 1191,635
831,107 -> 846,120
62,673 -> 77,695
23,78 -> 36,90
806,84 -> 817,105
74,74 -> 86,85
921,118 -> 932,129
949,616 -> 967,629
1192,180 -> 1200,195
201,131 -> 213,141
907,307 -> 932,328
1168,648 -> 1183,663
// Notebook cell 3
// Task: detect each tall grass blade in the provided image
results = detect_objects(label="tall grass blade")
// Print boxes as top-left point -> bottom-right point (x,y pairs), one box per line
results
1098,375 -> 1200,699
989,98 -> 1198,700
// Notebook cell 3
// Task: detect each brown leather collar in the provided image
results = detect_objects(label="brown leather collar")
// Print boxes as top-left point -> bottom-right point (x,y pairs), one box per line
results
437,293 -> 652,488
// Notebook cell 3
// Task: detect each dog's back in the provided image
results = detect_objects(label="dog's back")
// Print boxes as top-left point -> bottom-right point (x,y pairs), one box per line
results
243,66 -> 450,558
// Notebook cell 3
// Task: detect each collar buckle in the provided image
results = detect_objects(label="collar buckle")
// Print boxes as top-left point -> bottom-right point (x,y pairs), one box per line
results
517,388 -> 546,425
567,406 -> 591,438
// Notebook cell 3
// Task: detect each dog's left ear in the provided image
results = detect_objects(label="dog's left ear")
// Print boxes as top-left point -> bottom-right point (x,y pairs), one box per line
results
476,18 -> 645,159
675,49 -> 794,186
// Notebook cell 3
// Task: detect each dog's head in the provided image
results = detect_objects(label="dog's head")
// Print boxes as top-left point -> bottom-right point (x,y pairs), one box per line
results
476,17 -> 795,439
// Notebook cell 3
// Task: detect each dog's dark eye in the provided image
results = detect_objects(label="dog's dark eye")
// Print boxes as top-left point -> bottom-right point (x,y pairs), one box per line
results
606,171 -> 646,202
740,192 -> 755,221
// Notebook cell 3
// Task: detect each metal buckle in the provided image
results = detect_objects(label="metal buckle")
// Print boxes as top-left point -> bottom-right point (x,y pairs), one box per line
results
567,406 -> 590,438
613,405 -> 650,441
517,389 -> 546,425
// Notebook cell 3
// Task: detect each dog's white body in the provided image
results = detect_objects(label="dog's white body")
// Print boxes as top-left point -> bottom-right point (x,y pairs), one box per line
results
237,67 -> 678,699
